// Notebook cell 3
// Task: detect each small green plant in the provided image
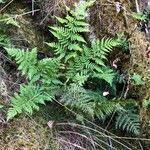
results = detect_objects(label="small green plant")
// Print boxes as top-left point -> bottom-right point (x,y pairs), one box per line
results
143,98 -> 150,107
5,46 -> 62,120
5,0 -> 140,135
60,84 -> 120,120
131,12 -> 147,21
131,73 -> 145,85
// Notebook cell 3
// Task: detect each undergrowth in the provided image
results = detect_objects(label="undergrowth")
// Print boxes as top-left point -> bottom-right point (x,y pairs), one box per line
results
4,0 -> 141,135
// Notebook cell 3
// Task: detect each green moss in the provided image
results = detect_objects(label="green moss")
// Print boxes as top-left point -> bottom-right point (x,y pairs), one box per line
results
0,115 -> 59,150
2,0 -> 46,50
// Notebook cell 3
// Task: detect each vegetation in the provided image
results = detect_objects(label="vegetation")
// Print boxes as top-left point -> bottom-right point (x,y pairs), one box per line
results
0,0 -> 150,149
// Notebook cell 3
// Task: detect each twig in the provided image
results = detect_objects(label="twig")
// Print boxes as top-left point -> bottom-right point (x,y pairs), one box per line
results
0,9 -> 40,22
124,76 -> 130,98
135,0 -> 140,13
138,141 -> 144,150
32,0 -> 34,16
59,130 -> 118,150
0,51 -> 14,63
58,138 -> 87,150
0,0 -> 14,13
108,137 -> 113,150
59,130 -> 104,150
105,109 -> 117,130
56,123 -> 134,150
57,123 -> 150,141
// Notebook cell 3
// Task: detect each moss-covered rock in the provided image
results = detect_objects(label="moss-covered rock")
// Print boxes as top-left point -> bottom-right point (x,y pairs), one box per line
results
0,116 -> 59,150
1,0 -> 46,50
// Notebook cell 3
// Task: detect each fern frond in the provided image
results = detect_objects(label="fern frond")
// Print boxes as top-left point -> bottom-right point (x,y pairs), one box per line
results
60,84 -> 95,118
47,1 -> 93,59
92,38 -> 122,60
38,58 -> 61,84
7,84 -> 50,120
55,16 -> 67,24
93,67 -> 116,86
116,110 -> 140,135
95,101 -> 118,119
60,84 -> 120,119
0,34 -> 11,46
38,58 -> 60,76
5,47 -> 38,80
66,38 -> 119,85
70,34 -> 86,43
68,43 -> 83,51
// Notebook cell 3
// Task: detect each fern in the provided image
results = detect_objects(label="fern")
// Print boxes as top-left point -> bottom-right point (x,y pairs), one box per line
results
4,47 -> 38,80
116,110 -> 140,135
5,1 -> 124,119
46,1 -> 95,61
47,0 -> 123,86
60,84 -> 95,118
60,84 -> 122,120
38,58 -> 62,85
4,47 -> 62,83
67,38 -> 122,85
7,84 -> 50,120
5,47 -> 62,119
3,0 -> 142,136
4,0 -> 141,136
0,34 -> 11,46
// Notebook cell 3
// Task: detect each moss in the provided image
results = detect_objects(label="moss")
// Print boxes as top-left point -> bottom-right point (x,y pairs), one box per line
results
2,0 -> 46,50
89,0 -> 137,38
0,115 -> 59,150
0,103 -> 73,149
126,24 -> 150,144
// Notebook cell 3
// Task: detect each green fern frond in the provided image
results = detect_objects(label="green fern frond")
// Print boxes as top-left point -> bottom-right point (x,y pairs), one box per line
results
116,110 -> 141,135
92,38 -> 122,60
72,73 -> 89,86
38,58 -> 64,88
60,84 -> 95,118
93,67 -> 116,86
55,16 -> 67,24
38,58 -> 61,84
70,34 -> 86,43
66,38 -> 119,85
71,0 -> 96,19
61,84 -> 120,119
95,101 -> 119,119
47,1 -> 93,59
68,43 -> 83,51
46,42 -> 65,56
7,84 -> 50,120
5,0 -> 130,134
0,34 -> 11,46
5,47 -> 38,80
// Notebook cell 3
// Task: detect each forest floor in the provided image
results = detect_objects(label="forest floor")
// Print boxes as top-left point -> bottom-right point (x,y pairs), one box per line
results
0,0 -> 150,150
